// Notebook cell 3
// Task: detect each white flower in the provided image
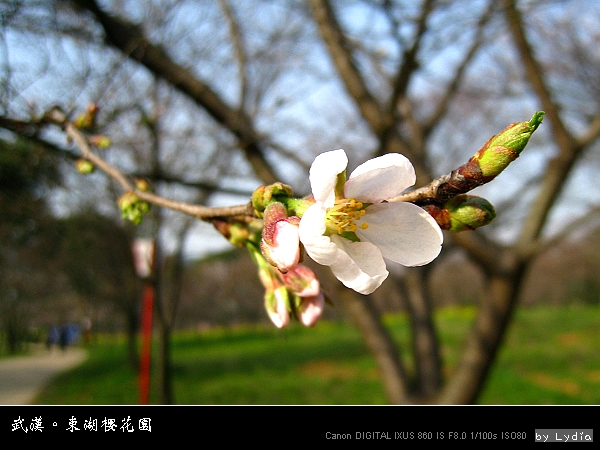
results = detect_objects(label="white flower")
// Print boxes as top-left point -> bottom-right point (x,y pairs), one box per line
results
299,149 -> 443,295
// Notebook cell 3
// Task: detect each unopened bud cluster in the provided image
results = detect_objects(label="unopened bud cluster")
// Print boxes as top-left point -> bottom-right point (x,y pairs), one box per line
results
253,184 -> 324,327
437,112 -> 544,201
425,111 -> 543,231
212,183 -> 324,328
118,191 -> 150,225
249,242 -> 324,328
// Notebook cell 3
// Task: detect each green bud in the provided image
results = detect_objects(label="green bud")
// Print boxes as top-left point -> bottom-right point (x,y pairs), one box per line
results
89,135 -> 112,149
487,111 -> 544,151
228,222 -> 251,247
477,145 -> 519,178
73,103 -> 98,130
251,182 -> 293,216
444,194 -> 496,232
76,158 -> 95,174
135,178 -> 151,192
283,197 -> 315,218
118,191 -> 150,225
475,111 -> 544,179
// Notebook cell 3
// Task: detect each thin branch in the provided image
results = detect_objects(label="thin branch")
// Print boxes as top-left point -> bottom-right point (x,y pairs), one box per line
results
43,108 -> 251,220
423,1 -> 495,134
67,0 -> 278,184
388,174 -> 449,204
527,204 -> 600,258
307,0 -> 428,183
218,0 -> 248,109
503,0 -> 584,246
388,0 -> 434,112
307,0 -> 386,132
577,113 -> 600,148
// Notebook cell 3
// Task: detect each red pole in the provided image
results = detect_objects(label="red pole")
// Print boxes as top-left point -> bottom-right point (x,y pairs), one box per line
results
133,238 -> 156,405
139,281 -> 154,404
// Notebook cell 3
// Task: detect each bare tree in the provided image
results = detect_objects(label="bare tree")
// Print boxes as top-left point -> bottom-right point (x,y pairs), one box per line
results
1,0 -> 599,404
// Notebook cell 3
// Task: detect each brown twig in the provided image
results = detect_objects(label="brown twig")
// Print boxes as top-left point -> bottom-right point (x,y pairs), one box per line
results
43,107 -> 252,220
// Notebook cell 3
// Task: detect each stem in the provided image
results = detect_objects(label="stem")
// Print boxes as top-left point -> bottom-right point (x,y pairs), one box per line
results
43,108 -> 252,220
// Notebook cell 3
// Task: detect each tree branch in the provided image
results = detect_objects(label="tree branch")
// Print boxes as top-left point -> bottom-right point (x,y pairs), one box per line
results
65,0 -> 278,184
503,0 -> 585,246
388,0 -> 434,112
218,0 -> 248,109
308,0 -> 429,184
423,2 -> 494,134
577,113 -> 600,149
43,108 -> 252,220
307,0 -> 386,132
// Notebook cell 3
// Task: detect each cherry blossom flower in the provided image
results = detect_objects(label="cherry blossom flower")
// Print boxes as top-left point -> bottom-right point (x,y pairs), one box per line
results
299,149 -> 443,295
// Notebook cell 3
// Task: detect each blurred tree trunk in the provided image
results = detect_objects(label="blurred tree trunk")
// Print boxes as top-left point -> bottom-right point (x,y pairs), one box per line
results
395,267 -> 442,398
337,287 -> 410,404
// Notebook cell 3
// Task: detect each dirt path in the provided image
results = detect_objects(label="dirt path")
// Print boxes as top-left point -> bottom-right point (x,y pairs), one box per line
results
0,347 -> 88,405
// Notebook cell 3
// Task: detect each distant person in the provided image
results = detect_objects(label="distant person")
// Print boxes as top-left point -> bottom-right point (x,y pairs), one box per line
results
46,326 -> 59,351
59,325 -> 69,352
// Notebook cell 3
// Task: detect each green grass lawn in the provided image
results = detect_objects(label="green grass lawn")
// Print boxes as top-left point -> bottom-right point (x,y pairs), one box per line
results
35,304 -> 600,404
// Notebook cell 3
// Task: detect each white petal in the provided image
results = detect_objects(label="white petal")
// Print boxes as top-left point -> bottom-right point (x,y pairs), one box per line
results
266,288 -> 291,328
329,235 -> 389,295
345,153 -> 416,203
309,149 -> 348,208
355,202 -> 443,266
298,204 -> 339,265
270,221 -> 300,272
297,293 -> 324,327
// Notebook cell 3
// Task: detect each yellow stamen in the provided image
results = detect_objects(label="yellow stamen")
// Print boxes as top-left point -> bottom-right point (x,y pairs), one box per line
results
325,198 -> 369,235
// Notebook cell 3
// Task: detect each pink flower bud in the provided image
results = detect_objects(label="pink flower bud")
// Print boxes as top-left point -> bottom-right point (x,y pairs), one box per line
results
265,287 -> 291,328
261,202 -> 301,273
296,292 -> 324,327
282,265 -> 321,297
284,266 -> 324,327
